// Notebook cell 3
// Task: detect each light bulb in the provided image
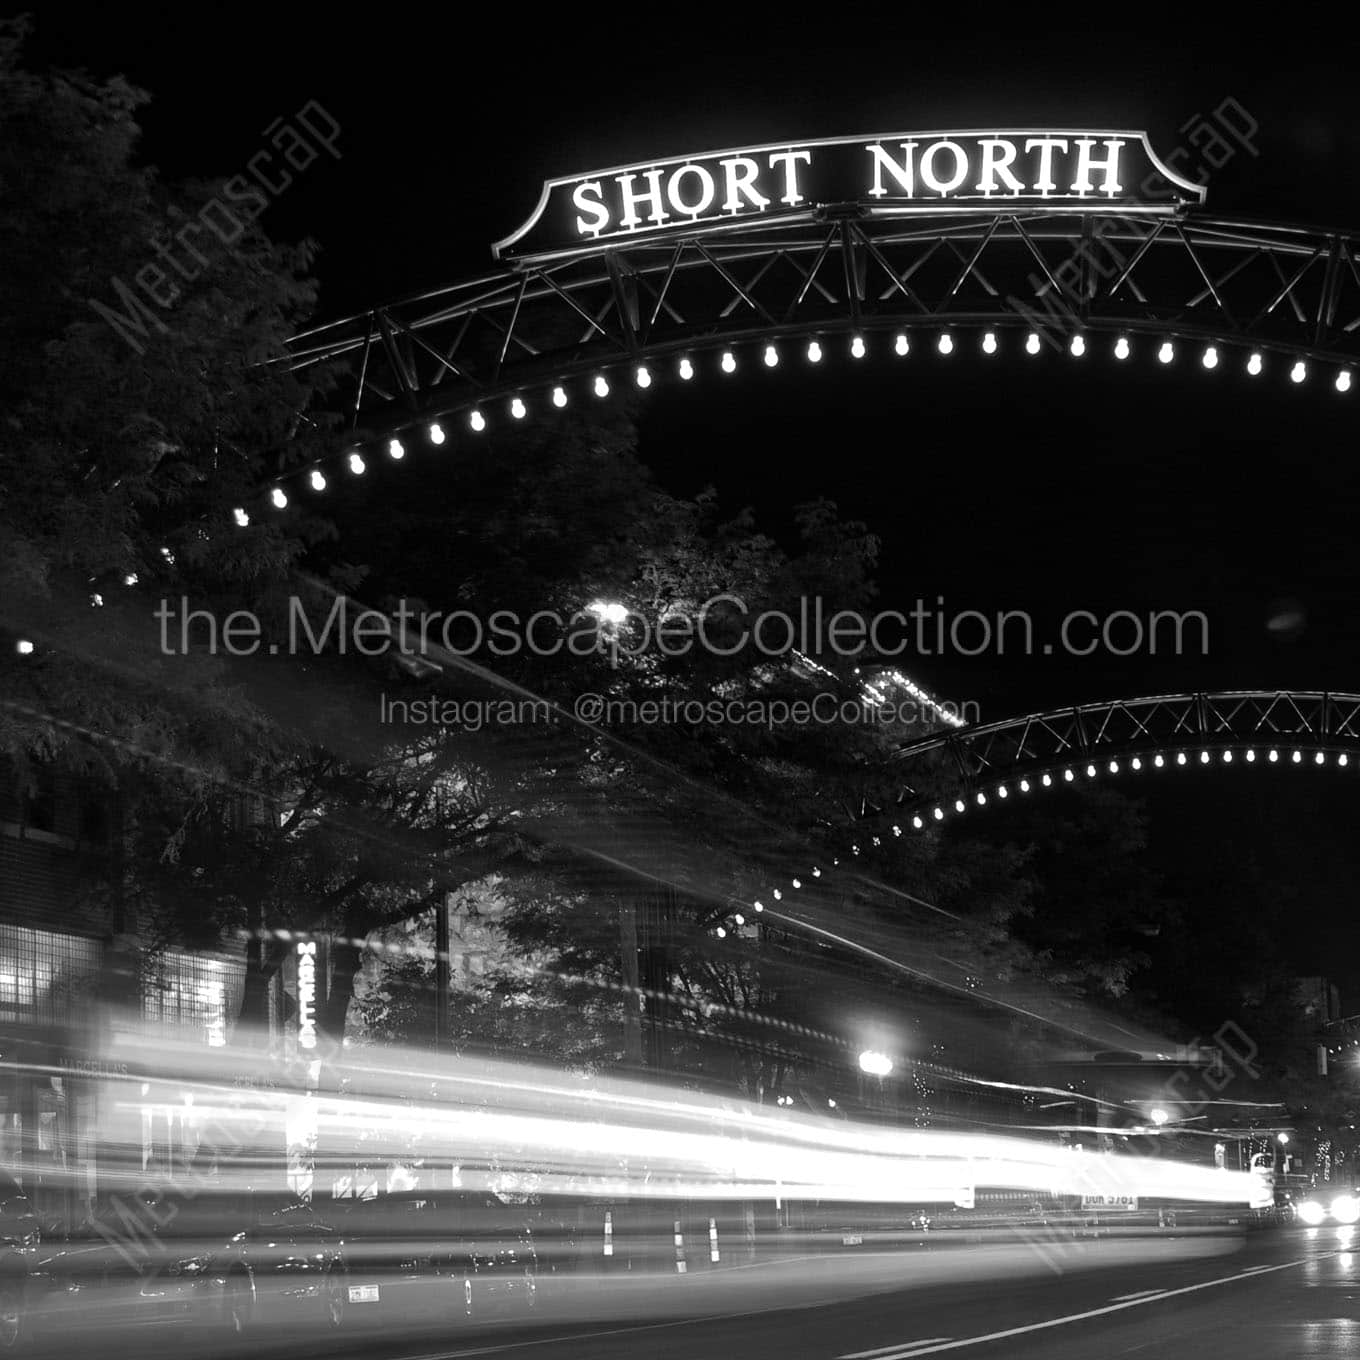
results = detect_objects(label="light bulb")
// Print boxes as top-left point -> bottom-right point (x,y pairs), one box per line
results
15,640 -> 33,655
1291,359 -> 1307,384
389,438 -> 406,459
593,375 -> 610,397
469,409 -> 487,431
428,422 -> 445,444
679,357 -> 694,380
1337,370 -> 1352,393
1202,345 -> 1218,369
1154,754 -> 1165,768
1069,334 -> 1085,357
982,332 -> 998,355
309,468 -> 326,491
348,451 -> 366,475
1247,352 -> 1263,376
807,339 -> 823,363
232,507 -> 249,527
894,333 -> 909,356
937,332 -> 954,355
851,335 -> 866,359
763,344 -> 779,368
635,366 -> 651,388
1041,773 -> 1052,786
552,386 -> 567,408
510,397 -> 527,418
1114,336 -> 1130,360
1158,340 -> 1175,364
721,351 -> 736,373
1026,332 -> 1041,355
270,488 -> 287,509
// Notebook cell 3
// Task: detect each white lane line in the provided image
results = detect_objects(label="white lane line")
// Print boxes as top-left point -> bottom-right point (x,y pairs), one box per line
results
399,1295 -> 834,1359
843,1341 -> 953,1359
1110,1289 -> 1166,1301
834,1255 -> 1318,1359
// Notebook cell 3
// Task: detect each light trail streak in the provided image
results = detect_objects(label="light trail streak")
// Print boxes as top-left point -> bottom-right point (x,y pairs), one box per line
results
60,1037 -> 1271,1210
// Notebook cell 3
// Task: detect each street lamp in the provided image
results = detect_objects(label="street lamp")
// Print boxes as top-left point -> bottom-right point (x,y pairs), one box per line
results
858,1050 -> 893,1078
587,599 -> 628,626
1149,1107 -> 1170,1126
1278,1132 -> 1291,1146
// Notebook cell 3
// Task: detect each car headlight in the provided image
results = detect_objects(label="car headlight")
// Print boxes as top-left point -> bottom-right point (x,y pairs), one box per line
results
1330,1195 -> 1360,1226
1298,1199 -> 1327,1226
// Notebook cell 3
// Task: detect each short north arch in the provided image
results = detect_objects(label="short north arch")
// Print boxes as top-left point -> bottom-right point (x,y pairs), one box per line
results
272,120 -> 1360,519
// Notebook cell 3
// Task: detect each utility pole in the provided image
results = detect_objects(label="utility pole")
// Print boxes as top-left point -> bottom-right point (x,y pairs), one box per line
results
434,896 -> 451,1051
618,901 -> 643,1066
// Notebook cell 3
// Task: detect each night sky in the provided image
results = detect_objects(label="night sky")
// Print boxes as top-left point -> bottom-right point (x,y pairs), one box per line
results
22,11 -> 1360,1000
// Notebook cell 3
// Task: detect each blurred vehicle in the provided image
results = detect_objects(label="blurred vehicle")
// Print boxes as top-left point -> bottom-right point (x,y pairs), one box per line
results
217,1198 -> 349,1335
30,1189 -> 236,1341
334,1190 -> 537,1323
1295,1192 -> 1360,1227
0,1171 -> 39,1351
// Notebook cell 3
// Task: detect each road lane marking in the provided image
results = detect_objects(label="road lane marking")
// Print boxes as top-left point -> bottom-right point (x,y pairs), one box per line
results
843,1342 -> 953,1358
1110,1289 -> 1165,1301
835,1255 -> 1319,1359
398,1295 -> 836,1359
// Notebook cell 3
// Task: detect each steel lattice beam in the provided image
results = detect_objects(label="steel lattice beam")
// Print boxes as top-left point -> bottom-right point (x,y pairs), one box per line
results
883,690 -> 1360,820
289,210 -> 1360,437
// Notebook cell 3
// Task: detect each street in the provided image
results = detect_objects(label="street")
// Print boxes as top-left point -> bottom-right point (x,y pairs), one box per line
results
54,1225 -> 1357,1359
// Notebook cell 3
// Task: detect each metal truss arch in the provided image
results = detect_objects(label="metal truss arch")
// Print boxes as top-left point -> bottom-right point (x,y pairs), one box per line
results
289,209 -> 1360,447
885,690 -> 1360,821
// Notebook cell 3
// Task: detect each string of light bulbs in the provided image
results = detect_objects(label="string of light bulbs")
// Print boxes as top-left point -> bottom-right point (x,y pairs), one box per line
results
724,740 -> 1360,941
228,329 -> 1354,530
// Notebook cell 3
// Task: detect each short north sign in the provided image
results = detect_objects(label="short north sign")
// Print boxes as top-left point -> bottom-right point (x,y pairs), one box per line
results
494,129 -> 1204,259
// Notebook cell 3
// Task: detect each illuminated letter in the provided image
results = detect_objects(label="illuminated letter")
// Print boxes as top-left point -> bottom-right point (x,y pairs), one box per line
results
866,141 -> 916,197
767,149 -> 812,205
719,157 -> 770,214
918,140 -> 968,196
572,180 -> 610,237
615,169 -> 667,230
1071,138 -> 1125,197
666,163 -> 716,220
1024,138 -> 1069,196
975,138 -> 1024,196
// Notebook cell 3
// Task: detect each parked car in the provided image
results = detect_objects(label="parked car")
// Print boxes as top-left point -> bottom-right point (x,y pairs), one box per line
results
334,1190 -> 537,1326
0,1171 -> 39,1351
216,1199 -> 349,1335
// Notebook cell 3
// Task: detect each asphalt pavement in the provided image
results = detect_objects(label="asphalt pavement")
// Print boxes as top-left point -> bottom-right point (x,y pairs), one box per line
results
45,1224 -> 1359,1359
